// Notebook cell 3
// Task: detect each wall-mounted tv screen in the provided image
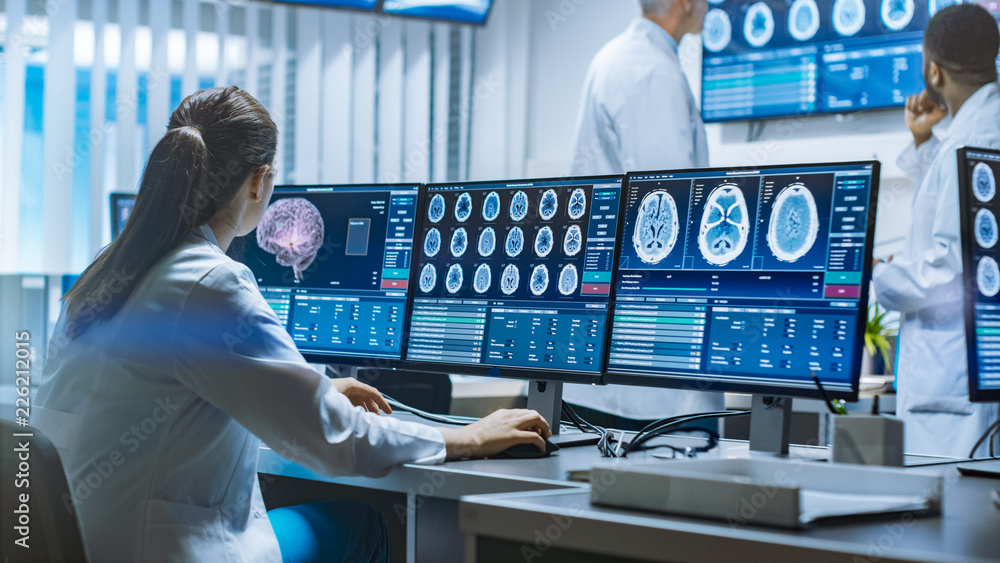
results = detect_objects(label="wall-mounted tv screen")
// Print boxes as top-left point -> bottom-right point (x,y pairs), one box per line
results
380,0 -> 493,25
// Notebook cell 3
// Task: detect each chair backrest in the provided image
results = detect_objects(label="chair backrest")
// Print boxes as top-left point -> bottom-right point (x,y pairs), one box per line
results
0,417 -> 88,562
356,369 -> 452,415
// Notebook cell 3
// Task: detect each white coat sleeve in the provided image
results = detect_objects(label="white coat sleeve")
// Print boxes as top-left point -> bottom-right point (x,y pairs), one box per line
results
172,261 -> 446,478
615,68 -> 699,172
896,136 -> 942,185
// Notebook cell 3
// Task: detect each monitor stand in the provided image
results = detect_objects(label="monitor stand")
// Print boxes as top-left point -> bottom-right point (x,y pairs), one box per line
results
527,380 -> 601,447
748,395 -> 792,455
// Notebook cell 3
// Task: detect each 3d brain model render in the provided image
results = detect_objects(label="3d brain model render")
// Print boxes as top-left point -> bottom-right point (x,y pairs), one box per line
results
257,198 -> 325,281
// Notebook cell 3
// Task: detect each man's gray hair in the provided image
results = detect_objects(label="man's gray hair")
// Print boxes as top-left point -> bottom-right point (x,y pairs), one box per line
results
640,0 -> 674,16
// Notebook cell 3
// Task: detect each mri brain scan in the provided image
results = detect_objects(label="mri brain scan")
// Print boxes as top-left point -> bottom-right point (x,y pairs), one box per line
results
833,0 -> 866,36
419,263 -> 437,293
880,0 -> 913,30
744,3 -> 775,48
977,209 -> 998,249
451,228 -> 468,258
500,264 -> 519,295
455,192 -> 473,222
535,226 -> 554,258
563,225 -> 584,257
428,194 -> 446,223
483,191 -> 501,221
788,0 -> 821,41
558,264 -> 579,296
539,189 -> 559,221
704,9 -> 732,52
257,198 -> 325,281
698,184 -> 750,266
446,264 -> 464,294
478,227 -> 497,257
530,265 -> 550,296
767,183 -> 820,262
423,228 -> 441,257
974,162 -> 996,202
633,190 -> 680,265
568,188 -> 588,220
979,256 -> 1000,297
506,226 -> 525,257
473,263 -> 492,294
510,190 -> 529,221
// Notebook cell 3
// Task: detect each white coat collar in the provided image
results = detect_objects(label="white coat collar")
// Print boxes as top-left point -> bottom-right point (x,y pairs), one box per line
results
947,81 -> 1000,137
193,224 -> 221,249
629,17 -> 679,57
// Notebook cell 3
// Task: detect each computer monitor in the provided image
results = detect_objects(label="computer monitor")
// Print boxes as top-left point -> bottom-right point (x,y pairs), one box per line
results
380,0 -> 493,25
110,193 -> 136,240
239,184 -> 420,365
958,146 -> 1000,402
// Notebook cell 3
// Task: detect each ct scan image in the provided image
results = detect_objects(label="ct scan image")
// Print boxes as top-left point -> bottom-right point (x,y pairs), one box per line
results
530,264 -> 550,296
446,263 -> 464,293
506,226 -> 525,257
419,263 -> 437,293
833,0 -> 866,37
789,0 -> 821,41
563,224 -> 584,257
535,226 -> 554,258
479,227 -> 497,257
633,190 -> 680,265
977,208 -> 999,249
451,227 -> 468,258
698,184 -> 750,266
767,183 -> 820,262
510,190 -> 529,221
428,193 -> 446,223
743,2 -> 775,48
704,9 -> 732,52
974,162 -> 996,203
979,256 -> 1000,297
482,191 -> 501,222
423,227 -> 441,257
568,188 -> 588,220
500,264 -> 520,295
558,264 -> 579,296
474,263 -> 492,293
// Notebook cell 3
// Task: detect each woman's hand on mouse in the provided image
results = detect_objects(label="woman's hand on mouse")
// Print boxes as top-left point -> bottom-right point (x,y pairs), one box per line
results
438,409 -> 552,460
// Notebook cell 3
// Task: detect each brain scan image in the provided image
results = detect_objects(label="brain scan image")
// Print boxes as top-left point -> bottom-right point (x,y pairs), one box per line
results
743,3 -> 775,48
478,227 -> 497,257
446,264 -> 464,294
257,198 -> 325,281
510,190 -> 529,221
880,0 -> 913,30
539,189 -> 559,221
633,190 -> 680,265
979,256 -> 1000,297
535,226 -> 554,258
506,226 -> 525,257
929,0 -> 960,16
423,228 -> 441,257
568,188 -> 588,220
530,265 -> 550,296
563,225 -> 584,257
483,191 -> 501,221
473,264 -> 492,294
833,0 -> 866,36
428,194 -> 446,223
418,263 -> 437,293
974,162 -> 996,202
451,228 -> 468,258
704,9 -> 732,52
558,264 -> 579,296
977,209 -> 998,249
500,264 -> 519,295
788,0 -> 820,41
698,184 -> 750,266
766,183 -> 820,262
455,192 -> 473,222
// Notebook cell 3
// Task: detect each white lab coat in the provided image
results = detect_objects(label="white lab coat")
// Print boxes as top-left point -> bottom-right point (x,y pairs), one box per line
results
33,225 -> 446,562
872,82 -> 1000,457
564,17 -> 721,419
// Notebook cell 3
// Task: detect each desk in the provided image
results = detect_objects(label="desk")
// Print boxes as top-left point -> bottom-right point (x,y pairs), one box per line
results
459,464 -> 1000,563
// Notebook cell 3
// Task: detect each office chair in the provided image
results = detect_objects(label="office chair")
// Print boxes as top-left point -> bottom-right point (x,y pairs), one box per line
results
0,417 -> 88,562
355,369 -> 452,415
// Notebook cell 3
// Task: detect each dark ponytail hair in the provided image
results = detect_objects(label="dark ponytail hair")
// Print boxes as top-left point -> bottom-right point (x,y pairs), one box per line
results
63,86 -> 277,339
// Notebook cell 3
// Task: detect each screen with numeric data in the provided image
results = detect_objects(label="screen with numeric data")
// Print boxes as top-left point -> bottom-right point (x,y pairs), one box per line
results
959,147 -> 1000,402
240,184 -> 419,363
605,162 -> 879,400
404,176 -> 624,382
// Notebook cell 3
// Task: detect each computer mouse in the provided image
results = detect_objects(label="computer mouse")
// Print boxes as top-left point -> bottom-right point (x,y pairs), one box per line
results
489,439 -> 560,459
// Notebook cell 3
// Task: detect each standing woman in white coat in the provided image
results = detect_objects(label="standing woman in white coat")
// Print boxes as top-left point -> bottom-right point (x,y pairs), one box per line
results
872,4 -> 1000,457
33,86 -> 550,562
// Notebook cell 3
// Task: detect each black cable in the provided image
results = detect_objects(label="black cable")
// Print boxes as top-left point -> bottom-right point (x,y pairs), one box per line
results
624,411 -> 746,456
969,417 -> 1000,458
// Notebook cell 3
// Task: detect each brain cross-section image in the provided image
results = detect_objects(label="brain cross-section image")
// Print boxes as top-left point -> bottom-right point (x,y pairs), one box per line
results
698,184 -> 750,266
974,162 -> 996,203
510,190 -> 529,221
558,264 -> 579,296
446,264 -> 464,293
568,188 -> 588,220
979,256 -> 1000,297
419,263 -> 437,293
506,226 -> 525,257
451,227 -> 468,257
530,264 -> 550,295
455,192 -> 473,222
633,190 -> 680,265
474,264 -> 492,293
428,194 -> 446,223
256,197 -> 325,281
539,189 -> 559,221
479,227 -> 497,257
767,183 -> 820,262
977,209 -> 998,249
833,0 -> 866,36
500,264 -> 520,295
424,228 -> 441,257
563,225 -> 583,257
483,191 -> 501,221
535,226 -> 554,257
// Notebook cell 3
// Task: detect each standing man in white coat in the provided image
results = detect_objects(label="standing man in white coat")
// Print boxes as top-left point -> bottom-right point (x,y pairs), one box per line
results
564,0 -> 724,428
873,3 -> 1000,457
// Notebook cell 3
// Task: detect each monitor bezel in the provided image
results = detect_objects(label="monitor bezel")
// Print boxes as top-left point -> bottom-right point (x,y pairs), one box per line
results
109,192 -> 136,240
377,0 -> 494,26
602,160 -> 881,402
399,174 -> 626,385
267,0 -> 379,14
958,147 -> 1000,403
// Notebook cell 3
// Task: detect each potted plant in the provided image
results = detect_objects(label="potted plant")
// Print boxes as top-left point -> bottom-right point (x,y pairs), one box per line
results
864,301 -> 899,375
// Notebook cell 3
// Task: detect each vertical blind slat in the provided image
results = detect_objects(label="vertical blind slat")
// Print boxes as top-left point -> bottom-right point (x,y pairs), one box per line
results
271,5 -> 288,184
216,1 -> 229,87
403,21 -> 431,184
458,26 -> 473,182
148,0 -> 171,149
350,13 -> 376,184
431,23 -> 450,183
294,8 -> 321,184
376,19 -> 403,183
90,0 -> 108,254
1,0 -> 26,272
321,10 -> 351,184
245,3 -> 260,98
116,0 -> 139,193
182,0 -> 200,96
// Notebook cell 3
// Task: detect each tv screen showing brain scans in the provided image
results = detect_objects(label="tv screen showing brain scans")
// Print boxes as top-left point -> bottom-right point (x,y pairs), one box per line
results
240,184 -> 419,363
606,162 -> 879,400
405,176 -> 623,381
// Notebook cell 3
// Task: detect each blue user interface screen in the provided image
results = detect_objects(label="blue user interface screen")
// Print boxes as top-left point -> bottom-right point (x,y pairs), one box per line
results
241,185 -> 419,361
111,194 -> 136,240
960,148 -> 1000,400
608,162 -> 876,397
701,0 -> 1000,122
270,0 -> 377,10
381,0 -> 492,24
406,177 -> 623,376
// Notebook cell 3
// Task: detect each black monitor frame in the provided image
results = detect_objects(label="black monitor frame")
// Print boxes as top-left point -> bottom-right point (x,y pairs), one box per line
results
109,192 -> 136,240
602,160 -> 881,403
958,146 -> 1000,403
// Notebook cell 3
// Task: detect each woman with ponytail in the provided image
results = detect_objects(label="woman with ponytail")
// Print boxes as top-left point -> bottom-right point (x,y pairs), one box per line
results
34,87 -> 550,562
